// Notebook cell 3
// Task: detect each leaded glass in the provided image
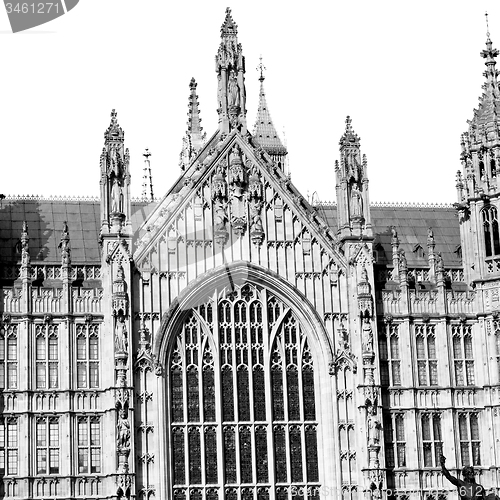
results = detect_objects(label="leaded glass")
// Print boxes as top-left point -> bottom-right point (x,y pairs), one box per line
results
188,427 -> 201,484
168,287 -> 320,498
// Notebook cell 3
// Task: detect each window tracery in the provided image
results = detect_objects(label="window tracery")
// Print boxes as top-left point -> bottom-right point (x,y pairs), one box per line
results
482,206 -> 500,257
169,285 -> 320,499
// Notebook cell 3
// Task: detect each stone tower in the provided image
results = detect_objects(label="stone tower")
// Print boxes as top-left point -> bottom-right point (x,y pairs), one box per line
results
457,27 -> 500,289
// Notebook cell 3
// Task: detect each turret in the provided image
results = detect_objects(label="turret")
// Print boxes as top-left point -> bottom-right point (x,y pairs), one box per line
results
457,18 -> 500,284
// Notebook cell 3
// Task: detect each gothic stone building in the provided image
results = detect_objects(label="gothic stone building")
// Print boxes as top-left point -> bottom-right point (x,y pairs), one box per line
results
0,8 -> 499,500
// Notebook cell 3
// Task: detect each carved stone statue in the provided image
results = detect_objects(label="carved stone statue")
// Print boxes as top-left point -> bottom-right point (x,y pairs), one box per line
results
250,202 -> 263,233
214,201 -> 228,232
227,71 -> 240,107
117,408 -> 131,449
350,184 -> 363,218
115,315 -> 128,354
111,177 -> 123,214
436,252 -> 445,272
362,318 -> 373,353
440,455 -> 485,499
367,407 -> 381,446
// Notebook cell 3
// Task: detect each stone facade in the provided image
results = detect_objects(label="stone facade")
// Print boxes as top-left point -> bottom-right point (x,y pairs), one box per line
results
0,7 -> 499,500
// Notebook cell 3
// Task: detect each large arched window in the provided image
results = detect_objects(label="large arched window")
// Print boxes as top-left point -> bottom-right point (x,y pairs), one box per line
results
168,284 -> 320,500
482,206 -> 500,257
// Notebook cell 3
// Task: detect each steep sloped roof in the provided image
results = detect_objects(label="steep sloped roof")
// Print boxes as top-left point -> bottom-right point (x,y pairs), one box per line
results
315,203 -> 462,267
0,198 -> 156,264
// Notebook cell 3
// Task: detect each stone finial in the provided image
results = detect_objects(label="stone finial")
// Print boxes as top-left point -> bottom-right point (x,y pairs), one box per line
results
59,221 -> 71,266
21,221 -> 30,267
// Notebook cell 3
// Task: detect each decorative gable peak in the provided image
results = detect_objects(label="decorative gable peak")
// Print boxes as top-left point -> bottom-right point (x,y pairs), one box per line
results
220,7 -> 237,37
104,109 -> 124,143
340,116 -> 360,149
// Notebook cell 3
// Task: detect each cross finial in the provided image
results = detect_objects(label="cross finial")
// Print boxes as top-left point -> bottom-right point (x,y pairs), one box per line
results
257,55 -> 266,82
143,148 -> 151,159
486,11 -> 490,39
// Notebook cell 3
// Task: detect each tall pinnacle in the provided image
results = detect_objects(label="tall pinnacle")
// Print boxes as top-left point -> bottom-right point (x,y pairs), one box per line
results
179,78 -> 206,171
215,7 -> 247,134
252,57 -> 287,169
481,13 -> 500,93
142,149 -> 154,201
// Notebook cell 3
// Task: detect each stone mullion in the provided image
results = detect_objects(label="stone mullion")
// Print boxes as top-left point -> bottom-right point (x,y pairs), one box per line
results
262,289 -> 277,500
246,303 -> 257,489
298,337 -> 307,487
198,325 -> 207,491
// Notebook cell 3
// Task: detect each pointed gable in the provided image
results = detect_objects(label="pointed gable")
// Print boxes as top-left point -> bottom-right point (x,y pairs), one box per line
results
134,129 -> 345,285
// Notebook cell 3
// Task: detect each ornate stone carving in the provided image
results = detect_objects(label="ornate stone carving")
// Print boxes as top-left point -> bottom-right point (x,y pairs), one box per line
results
362,317 -> 374,354
228,146 -> 246,235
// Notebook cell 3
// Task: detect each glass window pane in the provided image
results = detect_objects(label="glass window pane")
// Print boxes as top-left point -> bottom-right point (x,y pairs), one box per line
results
36,335 -> 46,360
36,363 -> 46,389
77,363 -> 87,388
48,336 -> 58,360
7,338 -> 16,361
89,336 -> 99,360
89,362 -> 99,388
77,336 -> 86,360
49,362 -> 58,388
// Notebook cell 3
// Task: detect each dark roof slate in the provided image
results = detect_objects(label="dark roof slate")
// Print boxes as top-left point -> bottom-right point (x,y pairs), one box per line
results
0,198 -> 462,269
0,199 -> 156,264
315,204 -> 462,268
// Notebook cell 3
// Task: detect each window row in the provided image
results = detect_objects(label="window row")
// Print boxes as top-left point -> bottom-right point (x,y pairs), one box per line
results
0,323 -> 100,389
0,416 -> 101,476
383,412 -> 481,469
379,323 -> 475,387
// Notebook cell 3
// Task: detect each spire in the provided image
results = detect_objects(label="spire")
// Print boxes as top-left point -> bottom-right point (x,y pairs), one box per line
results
142,149 -> 154,201
215,7 -> 247,134
464,15 -> 500,149
252,57 -> 287,168
179,78 -> 206,171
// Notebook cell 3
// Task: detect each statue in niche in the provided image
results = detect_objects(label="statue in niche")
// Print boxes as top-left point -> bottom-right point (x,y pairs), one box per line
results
440,455 -> 485,499
227,71 -> 240,108
367,406 -> 381,446
111,177 -> 123,214
250,201 -> 263,233
116,408 -> 131,449
214,201 -> 228,232
362,317 -> 373,353
350,184 -> 363,218
115,315 -> 128,354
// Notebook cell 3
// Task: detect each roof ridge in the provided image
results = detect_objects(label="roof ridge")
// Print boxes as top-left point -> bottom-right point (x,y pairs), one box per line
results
313,201 -> 455,208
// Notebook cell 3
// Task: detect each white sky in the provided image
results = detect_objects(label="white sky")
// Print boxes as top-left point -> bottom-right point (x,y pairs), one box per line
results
1,1 -> 500,203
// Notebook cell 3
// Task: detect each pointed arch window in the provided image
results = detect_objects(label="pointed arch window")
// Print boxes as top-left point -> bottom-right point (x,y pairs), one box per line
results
482,206 -> 500,257
168,286 -> 320,500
